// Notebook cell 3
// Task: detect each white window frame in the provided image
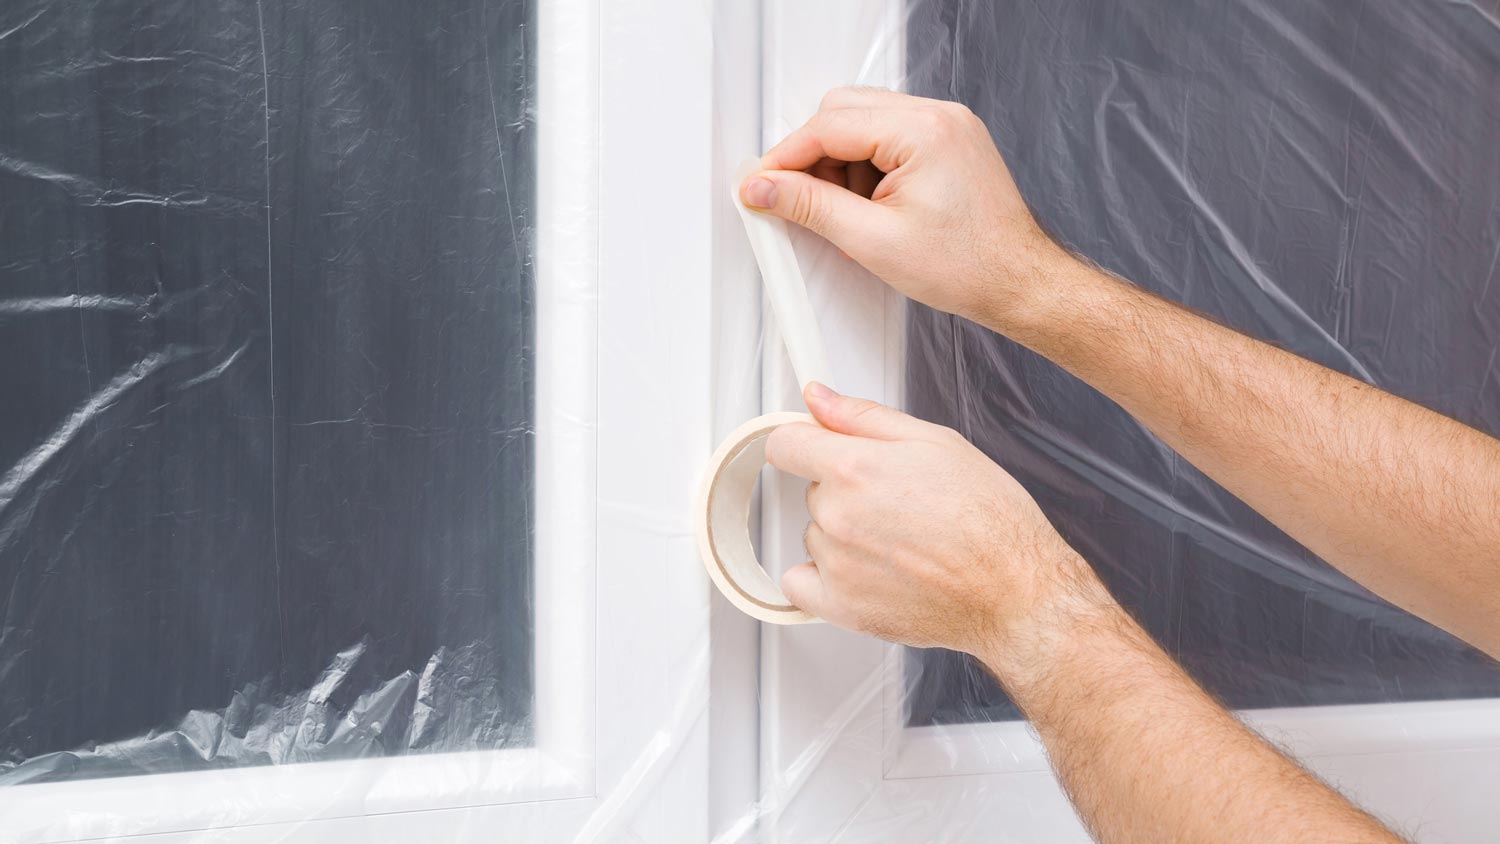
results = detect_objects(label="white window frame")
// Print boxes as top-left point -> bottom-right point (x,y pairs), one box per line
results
756,2 -> 1500,841
886,658 -> 1500,778
3,2 -> 717,841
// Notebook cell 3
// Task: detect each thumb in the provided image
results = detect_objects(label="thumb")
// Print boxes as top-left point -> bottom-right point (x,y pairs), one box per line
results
742,169 -> 885,255
780,562 -> 828,618
803,382 -> 930,441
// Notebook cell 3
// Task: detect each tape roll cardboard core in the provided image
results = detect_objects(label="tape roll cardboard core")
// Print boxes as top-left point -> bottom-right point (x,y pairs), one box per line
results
696,412 -> 819,625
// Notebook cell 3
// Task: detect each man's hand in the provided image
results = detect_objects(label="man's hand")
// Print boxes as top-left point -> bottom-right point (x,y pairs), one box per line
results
772,383 -> 1403,844
745,87 -> 1439,844
746,87 -> 1500,660
767,381 -> 1110,688
771,381 -> 1404,844
740,87 -> 1064,327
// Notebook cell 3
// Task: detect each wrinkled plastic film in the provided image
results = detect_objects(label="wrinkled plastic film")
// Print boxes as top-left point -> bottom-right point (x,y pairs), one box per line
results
1,0 -> 534,789
4,1 -> 1499,842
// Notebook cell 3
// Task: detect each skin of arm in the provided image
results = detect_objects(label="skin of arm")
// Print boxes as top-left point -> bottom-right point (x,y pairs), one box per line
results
1008,576 -> 1402,844
736,86 -> 1500,842
1005,261 -> 1500,659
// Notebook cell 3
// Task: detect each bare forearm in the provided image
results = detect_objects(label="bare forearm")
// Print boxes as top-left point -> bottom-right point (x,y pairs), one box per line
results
987,589 -> 1401,844
989,256 -> 1500,657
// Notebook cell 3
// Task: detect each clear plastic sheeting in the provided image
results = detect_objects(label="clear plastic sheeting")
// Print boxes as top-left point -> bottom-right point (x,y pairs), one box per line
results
3,0 -> 1499,842
1,0 -> 534,784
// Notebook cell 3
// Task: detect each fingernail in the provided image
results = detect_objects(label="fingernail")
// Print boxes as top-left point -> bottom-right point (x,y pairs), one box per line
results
805,381 -> 836,401
743,177 -> 778,209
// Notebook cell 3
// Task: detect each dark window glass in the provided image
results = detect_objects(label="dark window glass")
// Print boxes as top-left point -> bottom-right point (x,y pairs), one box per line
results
0,0 -> 535,782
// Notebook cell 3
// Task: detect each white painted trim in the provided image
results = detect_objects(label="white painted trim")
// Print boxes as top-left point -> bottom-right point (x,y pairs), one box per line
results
1247,697 -> 1500,758
708,2 -> 769,839
530,0 -> 601,796
708,0 -> 768,833
582,0 -> 716,839
8,749 -> 589,844
887,684 -> 1500,779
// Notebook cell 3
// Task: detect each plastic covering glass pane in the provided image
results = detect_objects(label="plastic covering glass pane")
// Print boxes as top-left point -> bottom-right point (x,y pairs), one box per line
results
0,0 -> 535,784
899,0 -> 1500,726
4,0 -> 1497,840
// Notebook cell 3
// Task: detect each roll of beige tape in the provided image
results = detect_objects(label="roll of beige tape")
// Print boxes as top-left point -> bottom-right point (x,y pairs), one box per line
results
701,160 -> 830,624
695,412 -> 820,625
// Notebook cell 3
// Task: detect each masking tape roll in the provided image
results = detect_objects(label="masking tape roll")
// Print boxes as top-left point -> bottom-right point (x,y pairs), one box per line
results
698,160 -> 830,624
695,411 -> 819,625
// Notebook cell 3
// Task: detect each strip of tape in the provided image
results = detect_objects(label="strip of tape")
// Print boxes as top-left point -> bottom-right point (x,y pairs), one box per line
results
730,159 -> 831,391
693,161 -> 832,625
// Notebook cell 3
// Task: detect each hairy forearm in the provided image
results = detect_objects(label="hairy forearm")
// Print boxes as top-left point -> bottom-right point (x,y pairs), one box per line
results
988,590 -> 1402,844
988,255 -> 1500,658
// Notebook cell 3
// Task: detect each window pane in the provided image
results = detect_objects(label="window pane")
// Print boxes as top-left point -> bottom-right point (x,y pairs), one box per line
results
902,0 -> 1500,725
0,0 -> 534,782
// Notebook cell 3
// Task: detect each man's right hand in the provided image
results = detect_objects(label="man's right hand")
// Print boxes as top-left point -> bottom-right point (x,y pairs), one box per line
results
739,87 -> 1068,332
743,86 -> 1500,665
743,86 -> 1432,844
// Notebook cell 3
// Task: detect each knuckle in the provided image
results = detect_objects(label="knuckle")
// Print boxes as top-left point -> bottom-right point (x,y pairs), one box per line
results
940,99 -> 975,120
819,86 -> 857,111
839,453 -> 876,485
816,500 -> 852,539
917,106 -> 947,132
828,106 -> 872,133
921,103 -> 975,141
808,108 -> 844,134
813,545 -> 841,578
938,425 -> 969,447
